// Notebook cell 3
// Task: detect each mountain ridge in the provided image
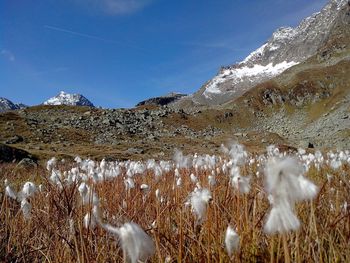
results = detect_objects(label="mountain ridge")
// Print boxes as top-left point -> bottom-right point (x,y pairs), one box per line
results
0,97 -> 27,113
179,0 -> 349,106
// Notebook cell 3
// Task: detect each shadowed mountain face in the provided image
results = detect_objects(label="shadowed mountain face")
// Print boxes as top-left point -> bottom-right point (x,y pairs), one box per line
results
181,0 -> 349,106
0,98 -> 27,113
0,97 -> 18,113
136,93 -> 186,107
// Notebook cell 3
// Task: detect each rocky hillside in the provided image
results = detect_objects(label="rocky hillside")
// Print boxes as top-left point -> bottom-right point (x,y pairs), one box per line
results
0,105 -> 235,161
43,91 -> 94,107
183,0 -> 349,106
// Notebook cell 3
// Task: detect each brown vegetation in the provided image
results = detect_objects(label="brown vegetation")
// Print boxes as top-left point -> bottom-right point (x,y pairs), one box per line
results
1,159 -> 350,262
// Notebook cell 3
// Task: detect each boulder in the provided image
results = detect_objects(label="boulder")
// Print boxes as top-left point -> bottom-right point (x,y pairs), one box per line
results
5,135 -> 24,144
0,143 -> 36,163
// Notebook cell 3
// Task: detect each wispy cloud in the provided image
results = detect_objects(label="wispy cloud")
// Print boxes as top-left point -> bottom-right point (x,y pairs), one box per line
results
44,25 -> 145,50
76,0 -> 155,15
103,0 -> 154,15
44,25 -> 116,43
1,49 -> 15,62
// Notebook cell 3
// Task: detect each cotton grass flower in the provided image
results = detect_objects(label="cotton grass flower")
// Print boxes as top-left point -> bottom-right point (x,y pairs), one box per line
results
188,188 -> 212,223
225,226 -> 240,256
5,180 -> 36,219
221,142 -> 248,165
83,205 -> 101,229
4,179 -> 17,200
80,187 -> 99,206
155,189 -> 161,202
176,177 -> 182,187
231,175 -> 251,194
264,157 -> 318,234
124,177 -> 135,191
78,182 -> 88,197
21,181 -> 36,199
190,173 -> 198,183
74,156 -> 82,163
208,175 -> 216,187
102,222 -> 155,263
83,212 -> 97,229
264,197 -> 300,234
46,157 -> 57,171
21,198 -> 32,220
173,149 -> 191,169
140,184 -> 149,191
265,157 -> 318,204
140,184 -> 150,196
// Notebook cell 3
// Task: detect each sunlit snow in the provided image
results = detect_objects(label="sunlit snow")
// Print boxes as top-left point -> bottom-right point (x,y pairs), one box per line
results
204,61 -> 298,99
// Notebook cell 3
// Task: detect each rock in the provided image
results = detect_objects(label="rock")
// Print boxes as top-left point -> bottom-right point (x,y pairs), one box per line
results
224,112 -> 233,118
308,142 -> 315,149
126,147 -> 144,155
5,135 -> 24,144
0,143 -> 36,163
102,119 -> 111,125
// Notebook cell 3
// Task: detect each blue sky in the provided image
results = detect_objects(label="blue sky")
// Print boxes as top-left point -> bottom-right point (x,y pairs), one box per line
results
1,0 -> 328,108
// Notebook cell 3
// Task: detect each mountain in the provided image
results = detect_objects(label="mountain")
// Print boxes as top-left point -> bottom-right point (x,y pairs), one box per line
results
136,93 -> 186,107
0,97 -> 27,113
0,97 -> 19,112
186,0 -> 349,106
15,103 -> 28,109
43,91 -> 94,107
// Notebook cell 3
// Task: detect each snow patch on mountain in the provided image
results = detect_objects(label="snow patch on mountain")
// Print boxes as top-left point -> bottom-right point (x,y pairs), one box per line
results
198,0 -> 349,104
241,44 -> 268,64
204,61 -> 298,99
43,91 -> 94,107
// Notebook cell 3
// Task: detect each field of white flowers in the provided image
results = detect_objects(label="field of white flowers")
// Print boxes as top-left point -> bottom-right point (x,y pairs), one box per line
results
2,143 -> 350,262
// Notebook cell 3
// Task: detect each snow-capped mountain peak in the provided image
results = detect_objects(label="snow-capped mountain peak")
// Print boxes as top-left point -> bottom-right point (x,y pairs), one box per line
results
0,97 -> 18,112
43,91 -> 94,107
191,0 -> 349,105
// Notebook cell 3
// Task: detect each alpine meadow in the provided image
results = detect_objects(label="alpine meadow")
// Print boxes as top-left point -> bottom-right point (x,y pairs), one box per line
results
1,0 -> 350,262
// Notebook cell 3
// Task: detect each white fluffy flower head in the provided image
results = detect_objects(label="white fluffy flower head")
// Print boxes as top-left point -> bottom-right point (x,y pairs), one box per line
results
225,226 -> 240,256
189,188 -> 212,223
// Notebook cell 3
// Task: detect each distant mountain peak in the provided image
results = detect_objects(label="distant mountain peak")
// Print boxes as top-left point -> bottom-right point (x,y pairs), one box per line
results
0,97 -> 27,113
0,97 -> 18,112
43,91 -> 94,107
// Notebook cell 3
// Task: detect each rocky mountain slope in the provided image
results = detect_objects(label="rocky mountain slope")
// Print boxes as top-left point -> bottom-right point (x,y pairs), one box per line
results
43,91 -> 94,107
216,0 -> 350,149
182,0 -> 349,106
0,97 -> 27,113
0,97 -> 18,112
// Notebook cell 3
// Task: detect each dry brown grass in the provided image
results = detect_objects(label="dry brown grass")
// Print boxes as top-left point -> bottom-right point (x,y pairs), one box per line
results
1,158 -> 350,262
